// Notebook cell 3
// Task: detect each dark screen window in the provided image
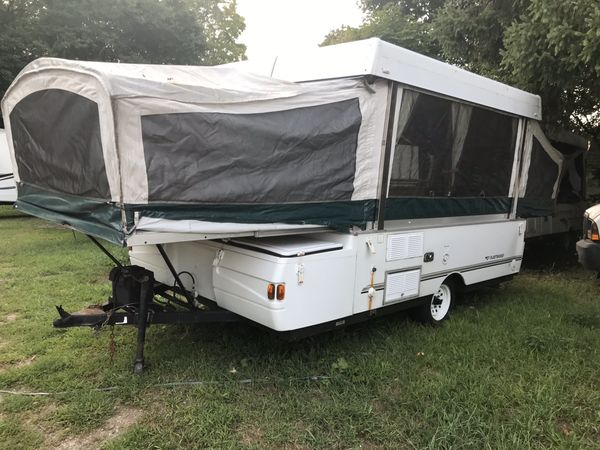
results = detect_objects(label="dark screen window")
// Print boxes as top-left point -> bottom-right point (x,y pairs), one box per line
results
10,89 -> 110,199
142,99 -> 362,203
453,108 -> 518,196
524,137 -> 559,199
389,90 -> 518,198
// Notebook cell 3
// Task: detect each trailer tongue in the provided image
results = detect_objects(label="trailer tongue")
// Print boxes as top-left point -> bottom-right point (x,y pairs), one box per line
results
54,262 -> 240,374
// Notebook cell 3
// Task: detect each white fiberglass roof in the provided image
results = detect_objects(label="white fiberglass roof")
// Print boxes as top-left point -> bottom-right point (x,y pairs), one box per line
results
229,38 -> 542,120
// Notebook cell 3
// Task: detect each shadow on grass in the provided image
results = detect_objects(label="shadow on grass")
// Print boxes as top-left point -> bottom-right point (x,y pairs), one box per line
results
107,306 -> 421,379
522,237 -> 579,272
0,205 -> 29,220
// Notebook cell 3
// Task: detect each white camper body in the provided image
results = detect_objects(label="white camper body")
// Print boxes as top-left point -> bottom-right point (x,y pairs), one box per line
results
129,218 -> 524,332
0,129 -> 17,204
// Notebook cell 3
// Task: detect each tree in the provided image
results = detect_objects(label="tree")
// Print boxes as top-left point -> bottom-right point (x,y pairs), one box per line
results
36,0 -> 207,63
360,0 -> 446,20
502,0 -> 600,141
0,1 -> 46,114
0,0 -> 246,127
193,0 -> 246,65
322,2 -> 442,58
433,0 -> 529,78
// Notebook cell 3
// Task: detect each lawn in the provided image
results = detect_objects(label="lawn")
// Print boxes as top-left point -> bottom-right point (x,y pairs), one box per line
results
0,205 -> 599,449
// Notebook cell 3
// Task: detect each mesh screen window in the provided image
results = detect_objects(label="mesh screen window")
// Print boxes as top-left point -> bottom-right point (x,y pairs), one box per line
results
389,90 -> 518,198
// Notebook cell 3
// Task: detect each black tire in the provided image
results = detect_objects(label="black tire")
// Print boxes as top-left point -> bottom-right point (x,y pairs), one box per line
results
413,279 -> 455,325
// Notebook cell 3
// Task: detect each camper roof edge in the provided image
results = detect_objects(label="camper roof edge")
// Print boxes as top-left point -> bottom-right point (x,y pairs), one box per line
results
231,38 -> 542,121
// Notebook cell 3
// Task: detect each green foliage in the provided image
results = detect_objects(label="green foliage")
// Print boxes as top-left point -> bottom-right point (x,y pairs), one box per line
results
0,0 -> 246,125
324,0 -> 600,143
360,0 -> 445,20
502,0 -> 600,139
0,1 -> 46,121
433,0 -> 529,78
323,3 -> 442,58
35,0 -> 206,63
194,0 -> 247,65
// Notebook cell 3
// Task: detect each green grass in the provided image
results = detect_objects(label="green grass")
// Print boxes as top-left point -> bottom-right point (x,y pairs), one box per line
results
1,205 -> 600,449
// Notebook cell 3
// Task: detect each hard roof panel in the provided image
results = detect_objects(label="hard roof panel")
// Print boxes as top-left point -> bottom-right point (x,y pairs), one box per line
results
232,38 -> 542,120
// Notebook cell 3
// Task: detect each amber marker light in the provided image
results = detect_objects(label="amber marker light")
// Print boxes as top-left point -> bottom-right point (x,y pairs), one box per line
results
267,283 -> 275,300
276,284 -> 286,301
588,220 -> 600,241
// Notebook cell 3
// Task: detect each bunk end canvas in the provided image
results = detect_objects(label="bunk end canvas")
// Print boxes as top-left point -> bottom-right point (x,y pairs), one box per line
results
1,58 -> 388,244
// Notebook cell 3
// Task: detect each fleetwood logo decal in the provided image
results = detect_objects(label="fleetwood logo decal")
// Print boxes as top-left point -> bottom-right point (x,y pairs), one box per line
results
485,254 -> 505,261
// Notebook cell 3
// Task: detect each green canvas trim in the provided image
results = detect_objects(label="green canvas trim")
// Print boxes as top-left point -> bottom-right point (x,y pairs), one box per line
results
127,200 -> 378,230
17,184 -> 538,246
16,183 -> 124,245
15,186 -> 377,244
516,197 -> 555,218
384,197 -> 512,220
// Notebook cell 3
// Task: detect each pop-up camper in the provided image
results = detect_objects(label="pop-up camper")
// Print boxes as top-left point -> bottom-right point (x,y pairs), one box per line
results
1,39 -> 563,372
0,128 -> 17,204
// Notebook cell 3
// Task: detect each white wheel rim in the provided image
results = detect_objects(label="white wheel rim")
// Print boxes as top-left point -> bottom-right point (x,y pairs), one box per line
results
431,284 -> 451,321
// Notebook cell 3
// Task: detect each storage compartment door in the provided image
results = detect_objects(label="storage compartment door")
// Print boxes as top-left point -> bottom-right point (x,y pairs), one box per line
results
384,268 -> 421,304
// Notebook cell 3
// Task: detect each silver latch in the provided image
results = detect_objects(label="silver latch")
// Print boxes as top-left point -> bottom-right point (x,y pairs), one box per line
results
213,249 -> 224,266
366,239 -> 376,254
296,263 -> 305,285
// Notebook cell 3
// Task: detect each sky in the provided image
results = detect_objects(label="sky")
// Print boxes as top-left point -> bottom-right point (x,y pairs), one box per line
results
236,0 -> 364,60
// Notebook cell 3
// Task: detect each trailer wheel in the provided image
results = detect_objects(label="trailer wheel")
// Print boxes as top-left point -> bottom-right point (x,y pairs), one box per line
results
415,279 -> 454,325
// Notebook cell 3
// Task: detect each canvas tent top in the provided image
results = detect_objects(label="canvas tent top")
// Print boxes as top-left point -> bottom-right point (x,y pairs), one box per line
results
2,57 -> 389,206
1,39 -> 557,245
1,54 -> 391,243
228,38 -> 542,120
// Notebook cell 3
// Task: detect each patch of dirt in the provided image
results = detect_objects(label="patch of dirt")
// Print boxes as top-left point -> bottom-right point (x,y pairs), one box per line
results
2,313 -> 18,323
555,418 -> 573,437
238,424 -> 266,448
369,398 -> 386,414
52,406 -> 143,450
0,355 -> 36,373
24,402 -> 59,430
15,355 -> 37,368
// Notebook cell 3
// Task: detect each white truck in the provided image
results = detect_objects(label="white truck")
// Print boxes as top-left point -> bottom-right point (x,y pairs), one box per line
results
577,204 -> 600,275
1,39 -> 563,372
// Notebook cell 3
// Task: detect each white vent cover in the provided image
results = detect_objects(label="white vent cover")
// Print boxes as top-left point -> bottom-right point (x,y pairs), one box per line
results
386,233 -> 424,261
385,269 -> 420,303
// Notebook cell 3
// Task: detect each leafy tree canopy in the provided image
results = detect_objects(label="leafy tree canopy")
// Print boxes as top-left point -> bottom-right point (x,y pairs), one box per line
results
502,0 -> 599,139
323,0 -> 600,143
0,0 -> 246,126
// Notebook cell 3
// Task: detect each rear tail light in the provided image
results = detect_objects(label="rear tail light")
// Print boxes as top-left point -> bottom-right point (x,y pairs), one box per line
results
267,283 -> 275,300
276,284 -> 285,301
587,219 -> 599,241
